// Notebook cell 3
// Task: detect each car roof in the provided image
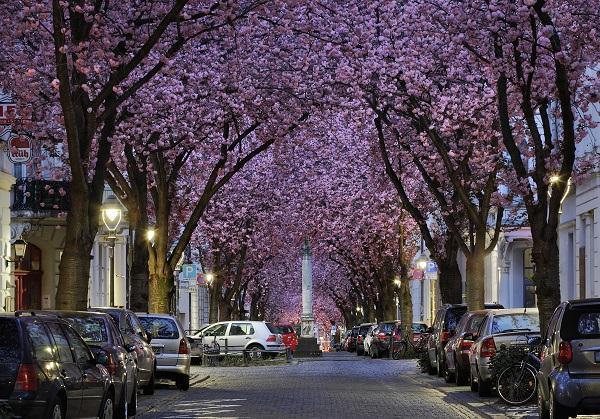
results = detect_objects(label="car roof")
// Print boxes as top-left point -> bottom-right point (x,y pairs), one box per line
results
566,298 -> 600,306
359,323 -> 375,326
136,313 -> 176,319
486,308 -> 539,315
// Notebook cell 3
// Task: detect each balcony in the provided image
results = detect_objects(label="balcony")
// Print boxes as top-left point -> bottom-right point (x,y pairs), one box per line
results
12,179 -> 70,216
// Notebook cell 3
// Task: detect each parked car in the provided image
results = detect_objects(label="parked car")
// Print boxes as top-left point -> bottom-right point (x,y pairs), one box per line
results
444,310 -> 490,385
188,324 -> 210,361
49,310 -> 138,416
0,311 -> 114,418
91,307 -> 156,395
411,322 -> 429,344
468,308 -> 540,397
340,330 -> 352,351
195,321 -> 286,358
275,324 -> 298,352
428,303 -> 504,377
356,323 -> 375,356
137,313 -> 191,391
363,325 -> 378,357
346,326 -> 359,352
369,321 -> 399,358
538,298 -> 600,418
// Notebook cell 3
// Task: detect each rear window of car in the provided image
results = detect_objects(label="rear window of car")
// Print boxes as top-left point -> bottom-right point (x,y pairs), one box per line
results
491,313 -> 540,334
265,323 -> 279,334
0,319 -> 20,362
379,323 -> 395,333
444,308 -> 467,331
351,328 -> 359,336
359,326 -> 371,335
466,315 -> 485,334
277,326 -> 294,334
412,323 -> 427,333
561,305 -> 600,339
139,317 -> 179,339
64,317 -> 109,344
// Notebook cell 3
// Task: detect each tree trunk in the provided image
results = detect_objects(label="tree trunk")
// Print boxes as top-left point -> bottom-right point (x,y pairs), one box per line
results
129,228 -> 149,312
532,235 -> 562,333
399,279 -> 414,341
56,234 -> 94,310
218,299 -> 232,321
209,285 -> 220,323
465,248 -> 485,311
148,271 -> 172,313
437,237 -> 463,304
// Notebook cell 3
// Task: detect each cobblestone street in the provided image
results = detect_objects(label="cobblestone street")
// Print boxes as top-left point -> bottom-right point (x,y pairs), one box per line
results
135,353 -> 545,419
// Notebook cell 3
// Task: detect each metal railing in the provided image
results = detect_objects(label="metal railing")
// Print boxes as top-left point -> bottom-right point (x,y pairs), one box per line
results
12,179 -> 70,214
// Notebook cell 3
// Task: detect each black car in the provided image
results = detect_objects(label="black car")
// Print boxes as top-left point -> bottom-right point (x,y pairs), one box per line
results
427,303 -> 504,377
92,307 -> 156,395
57,311 -> 138,417
0,312 -> 114,418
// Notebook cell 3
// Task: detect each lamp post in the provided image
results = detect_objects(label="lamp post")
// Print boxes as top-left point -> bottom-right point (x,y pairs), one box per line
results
101,195 -> 123,307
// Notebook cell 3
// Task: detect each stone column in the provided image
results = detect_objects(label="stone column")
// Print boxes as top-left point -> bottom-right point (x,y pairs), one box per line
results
301,238 -> 314,337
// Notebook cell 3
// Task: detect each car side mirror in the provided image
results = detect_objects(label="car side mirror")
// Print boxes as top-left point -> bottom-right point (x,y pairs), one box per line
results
124,343 -> 136,353
187,337 -> 195,344
96,353 -> 109,366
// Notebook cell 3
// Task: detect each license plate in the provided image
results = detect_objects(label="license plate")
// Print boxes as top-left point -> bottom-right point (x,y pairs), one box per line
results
595,351 -> 600,363
152,347 -> 162,355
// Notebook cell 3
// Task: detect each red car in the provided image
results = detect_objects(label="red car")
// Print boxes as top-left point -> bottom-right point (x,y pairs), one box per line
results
275,324 -> 298,352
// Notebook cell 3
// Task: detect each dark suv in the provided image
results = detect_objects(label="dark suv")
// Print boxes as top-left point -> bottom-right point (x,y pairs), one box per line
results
0,312 -> 113,418
427,303 -> 503,376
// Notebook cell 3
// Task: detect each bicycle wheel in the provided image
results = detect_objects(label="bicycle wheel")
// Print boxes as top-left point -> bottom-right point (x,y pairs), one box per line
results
497,364 -> 538,406
392,342 -> 407,360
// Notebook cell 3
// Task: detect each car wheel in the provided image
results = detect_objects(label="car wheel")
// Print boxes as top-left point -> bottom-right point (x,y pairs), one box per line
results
455,362 -> 467,386
99,392 -> 114,419
549,386 -> 569,419
437,353 -> 445,378
176,374 -> 190,391
127,381 -> 137,416
470,368 -> 478,392
478,374 -> 492,397
143,364 -> 156,396
247,344 -> 264,360
49,398 -> 64,419
538,384 -> 549,419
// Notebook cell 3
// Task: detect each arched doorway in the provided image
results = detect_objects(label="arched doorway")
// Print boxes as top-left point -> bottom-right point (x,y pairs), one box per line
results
14,243 -> 42,310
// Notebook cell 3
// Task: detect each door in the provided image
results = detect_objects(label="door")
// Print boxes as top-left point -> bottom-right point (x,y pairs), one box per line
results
63,325 -> 106,418
127,313 -> 154,379
14,271 -> 42,310
202,323 -> 230,353
46,322 -> 83,418
227,323 -> 255,353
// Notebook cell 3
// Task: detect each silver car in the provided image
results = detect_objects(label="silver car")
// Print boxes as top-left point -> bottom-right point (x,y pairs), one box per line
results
468,308 -> 540,397
198,321 -> 286,357
137,313 -> 191,390
537,298 -> 600,418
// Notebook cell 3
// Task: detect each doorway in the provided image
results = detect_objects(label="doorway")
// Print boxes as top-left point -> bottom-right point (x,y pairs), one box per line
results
14,243 -> 43,310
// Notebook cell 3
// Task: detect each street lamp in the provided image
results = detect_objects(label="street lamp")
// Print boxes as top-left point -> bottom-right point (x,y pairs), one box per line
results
548,174 -> 572,214
101,195 -> 123,307
146,227 -> 156,244
205,273 -> 214,283
415,254 -> 429,270
6,237 -> 28,267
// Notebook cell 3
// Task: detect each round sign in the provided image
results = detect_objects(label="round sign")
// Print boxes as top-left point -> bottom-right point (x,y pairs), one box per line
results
7,136 -> 32,163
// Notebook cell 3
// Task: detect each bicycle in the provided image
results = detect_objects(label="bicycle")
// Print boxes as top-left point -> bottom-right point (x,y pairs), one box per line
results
391,331 -> 430,360
496,335 -> 541,406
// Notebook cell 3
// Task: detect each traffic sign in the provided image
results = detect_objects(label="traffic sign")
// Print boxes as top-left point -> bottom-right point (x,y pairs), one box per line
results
181,264 -> 197,280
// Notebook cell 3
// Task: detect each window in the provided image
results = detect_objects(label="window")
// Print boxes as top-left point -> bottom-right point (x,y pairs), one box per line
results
444,309 -> 467,331
561,305 -> 600,339
277,326 -> 294,334
138,317 -> 180,339
491,313 -> 540,334
25,322 -> 54,361
466,315 -> 485,334
63,325 -> 92,364
47,322 -> 74,362
229,323 -> 255,336
545,307 -> 563,341
204,323 -> 228,337
127,313 -> 145,337
0,319 -> 20,362
64,317 -> 108,344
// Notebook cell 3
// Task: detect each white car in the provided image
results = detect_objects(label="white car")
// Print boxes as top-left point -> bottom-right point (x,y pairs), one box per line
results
197,321 -> 286,358
187,324 -> 211,360
363,325 -> 378,357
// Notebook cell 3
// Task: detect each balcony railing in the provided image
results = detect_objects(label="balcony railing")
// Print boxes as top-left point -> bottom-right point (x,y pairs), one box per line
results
12,179 -> 70,214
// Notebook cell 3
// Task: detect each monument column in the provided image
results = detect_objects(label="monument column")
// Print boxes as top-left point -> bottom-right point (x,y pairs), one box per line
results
295,238 -> 322,357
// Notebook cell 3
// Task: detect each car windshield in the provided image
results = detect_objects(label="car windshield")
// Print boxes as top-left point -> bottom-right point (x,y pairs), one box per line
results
139,317 -> 179,339
64,317 -> 109,343
491,313 -> 540,334
561,305 -> 600,339
0,319 -> 20,362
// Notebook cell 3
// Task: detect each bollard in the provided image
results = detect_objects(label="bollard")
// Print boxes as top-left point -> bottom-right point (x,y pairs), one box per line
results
286,347 -> 293,363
